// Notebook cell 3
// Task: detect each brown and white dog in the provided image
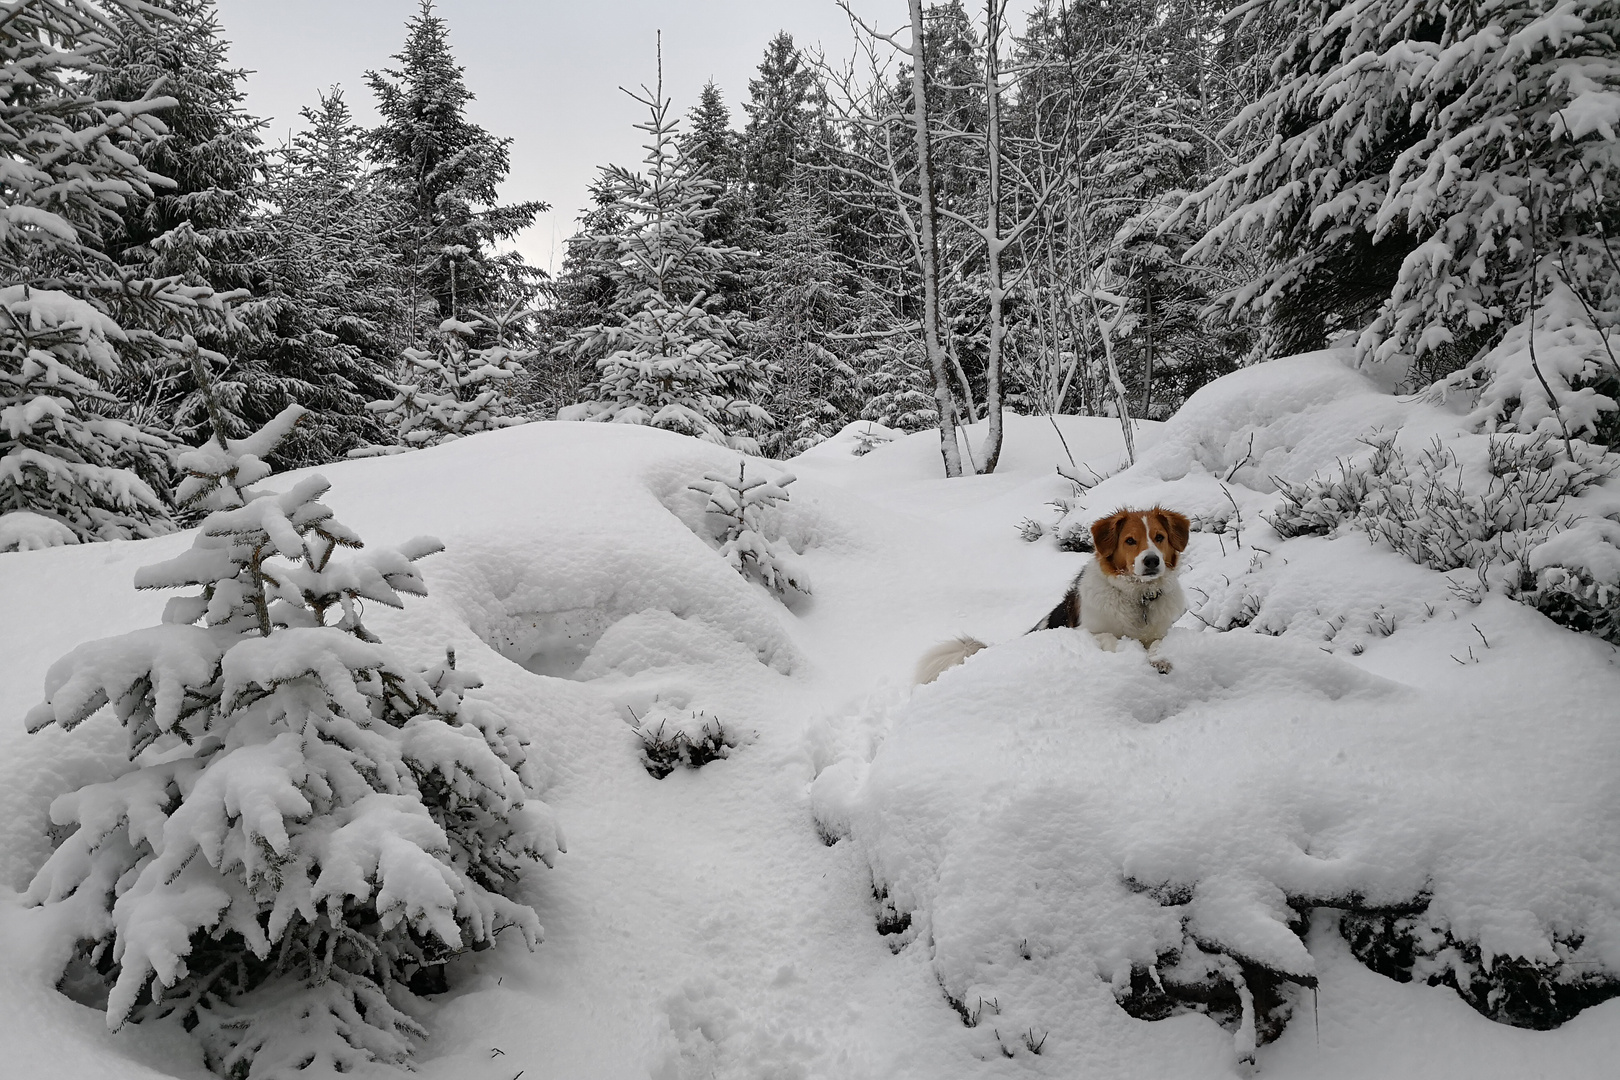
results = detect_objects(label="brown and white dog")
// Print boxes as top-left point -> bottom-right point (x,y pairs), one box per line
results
915,506 -> 1192,685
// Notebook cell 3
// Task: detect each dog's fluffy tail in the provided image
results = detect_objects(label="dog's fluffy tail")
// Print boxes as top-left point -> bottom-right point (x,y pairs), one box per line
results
913,636 -> 988,686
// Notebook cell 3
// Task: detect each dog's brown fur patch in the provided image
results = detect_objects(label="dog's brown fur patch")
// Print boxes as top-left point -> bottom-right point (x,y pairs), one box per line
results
1151,507 -> 1191,567
1090,507 -> 1191,576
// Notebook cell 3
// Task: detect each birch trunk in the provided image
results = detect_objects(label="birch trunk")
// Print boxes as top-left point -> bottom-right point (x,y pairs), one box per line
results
977,0 -> 1006,474
1140,277 -> 1155,419
908,0 -> 963,478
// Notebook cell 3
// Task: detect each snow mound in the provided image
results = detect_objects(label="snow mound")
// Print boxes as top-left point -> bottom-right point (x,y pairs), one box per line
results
820,350 -> 1620,1069
828,608 -> 1620,1065
327,424 -> 813,689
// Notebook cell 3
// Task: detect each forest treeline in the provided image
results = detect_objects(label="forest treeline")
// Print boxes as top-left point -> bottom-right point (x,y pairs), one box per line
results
3,0 -> 1617,539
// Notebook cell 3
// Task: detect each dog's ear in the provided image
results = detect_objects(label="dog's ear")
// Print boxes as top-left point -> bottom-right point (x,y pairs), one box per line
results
1090,511 -> 1125,561
1157,508 -> 1191,553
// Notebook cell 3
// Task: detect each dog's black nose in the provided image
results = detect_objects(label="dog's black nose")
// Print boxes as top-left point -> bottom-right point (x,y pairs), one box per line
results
1143,553 -> 1160,569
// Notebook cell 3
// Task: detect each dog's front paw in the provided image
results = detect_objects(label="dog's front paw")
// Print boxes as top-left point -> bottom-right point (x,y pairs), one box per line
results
1149,657 -> 1173,675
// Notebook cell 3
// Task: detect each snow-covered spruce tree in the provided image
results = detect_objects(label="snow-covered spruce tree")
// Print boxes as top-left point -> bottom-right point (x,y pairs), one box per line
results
558,52 -> 771,452
678,80 -> 751,260
0,288 -> 177,540
90,0 -> 283,445
750,178 -> 866,456
1185,0 -> 1620,378
1084,8 -> 1244,420
742,31 -> 824,224
92,0 -> 264,293
354,310 -> 531,456
534,178 -> 628,416
0,0 -> 244,541
93,3 -> 401,470
253,87 -> 404,466
25,408 -> 562,1077
366,0 -> 546,338
689,460 -> 809,599
855,311 -> 940,436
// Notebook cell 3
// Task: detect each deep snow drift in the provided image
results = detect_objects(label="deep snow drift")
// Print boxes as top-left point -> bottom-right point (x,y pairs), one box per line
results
2,352 -> 1618,1079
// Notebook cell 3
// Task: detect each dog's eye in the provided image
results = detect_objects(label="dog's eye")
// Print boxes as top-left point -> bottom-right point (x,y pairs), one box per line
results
1124,537 -> 1137,545
1154,534 -> 1164,542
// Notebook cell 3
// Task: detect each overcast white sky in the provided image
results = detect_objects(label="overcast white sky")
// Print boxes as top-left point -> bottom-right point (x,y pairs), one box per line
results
214,1 -> 900,274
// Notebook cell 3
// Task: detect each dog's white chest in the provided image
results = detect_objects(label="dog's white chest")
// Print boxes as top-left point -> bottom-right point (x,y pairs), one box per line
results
1077,564 -> 1186,645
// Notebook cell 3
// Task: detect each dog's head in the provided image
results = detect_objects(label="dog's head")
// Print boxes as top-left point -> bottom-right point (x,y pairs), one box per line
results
1090,507 -> 1191,581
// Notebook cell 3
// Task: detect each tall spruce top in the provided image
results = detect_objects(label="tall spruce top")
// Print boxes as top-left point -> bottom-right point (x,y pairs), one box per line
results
364,0 -> 546,327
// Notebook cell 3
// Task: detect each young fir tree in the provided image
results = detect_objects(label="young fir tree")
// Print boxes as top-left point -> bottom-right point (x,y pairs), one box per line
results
688,460 -> 809,599
366,0 -> 547,339
857,331 -> 940,435
25,403 -> 563,1077
355,309 -> 532,456
0,0 -> 239,541
1186,0 -> 1620,378
558,52 -> 771,452
257,87 -> 404,466
750,179 -> 866,456
535,178 -> 628,416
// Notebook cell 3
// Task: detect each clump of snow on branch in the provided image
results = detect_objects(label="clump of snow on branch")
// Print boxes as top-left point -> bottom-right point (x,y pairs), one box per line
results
172,402 -> 309,511
22,408 -> 562,1077
0,509 -> 79,552
689,460 -> 809,600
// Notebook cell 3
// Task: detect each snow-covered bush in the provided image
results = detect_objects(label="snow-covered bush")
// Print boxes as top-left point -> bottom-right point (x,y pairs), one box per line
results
23,412 -> 562,1077
688,461 -> 810,600
1341,907 -> 1618,1030
353,314 -> 529,456
1115,931 -> 1300,1055
1269,431 -> 1620,641
632,706 -> 737,779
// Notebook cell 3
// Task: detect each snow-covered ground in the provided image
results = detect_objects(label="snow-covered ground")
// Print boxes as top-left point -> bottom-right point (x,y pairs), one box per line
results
3,351 -> 1618,1079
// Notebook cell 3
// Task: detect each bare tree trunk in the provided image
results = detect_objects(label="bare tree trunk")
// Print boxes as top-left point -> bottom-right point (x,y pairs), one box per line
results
1140,276 -> 1154,419
978,0 -> 1007,473
908,0 -> 964,478
1087,285 -> 1136,466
